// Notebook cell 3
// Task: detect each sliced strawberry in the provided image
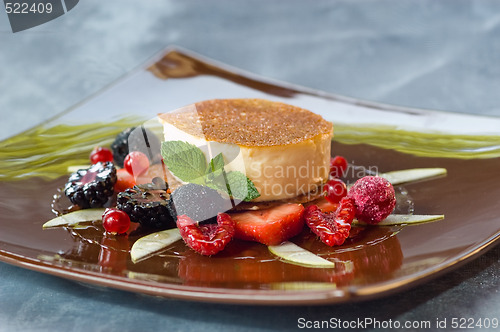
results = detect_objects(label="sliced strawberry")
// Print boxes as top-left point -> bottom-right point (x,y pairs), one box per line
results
114,168 -> 136,192
230,203 -> 305,246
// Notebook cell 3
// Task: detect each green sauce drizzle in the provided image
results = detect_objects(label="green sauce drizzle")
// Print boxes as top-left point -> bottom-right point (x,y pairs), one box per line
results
333,124 -> 500,159
0,117 -> 142,181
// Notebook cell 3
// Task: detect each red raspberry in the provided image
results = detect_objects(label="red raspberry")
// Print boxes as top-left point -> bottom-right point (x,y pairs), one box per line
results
177,213 -> 235,256
347,176 -> 396,224
305,197 -> 355,246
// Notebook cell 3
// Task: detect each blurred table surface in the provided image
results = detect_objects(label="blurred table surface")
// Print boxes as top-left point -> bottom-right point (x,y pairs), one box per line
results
0,1 -> 499,331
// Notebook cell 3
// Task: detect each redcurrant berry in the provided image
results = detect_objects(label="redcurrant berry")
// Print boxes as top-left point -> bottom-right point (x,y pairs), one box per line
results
323,178 -> 347,204
124,151 -> 150,177
90,147 -> 114,164
102,208 -> 131,234
330,156 -> 348,178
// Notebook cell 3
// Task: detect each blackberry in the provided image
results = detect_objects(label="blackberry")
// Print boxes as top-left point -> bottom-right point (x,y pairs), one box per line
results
111,126 -> 161,167
64,162 -> 117,208
116,178 -> 176,229
169,183 -> 233,224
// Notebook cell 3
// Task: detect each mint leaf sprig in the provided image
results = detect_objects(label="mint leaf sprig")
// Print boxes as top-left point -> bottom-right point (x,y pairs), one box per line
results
161,141 -> 260,202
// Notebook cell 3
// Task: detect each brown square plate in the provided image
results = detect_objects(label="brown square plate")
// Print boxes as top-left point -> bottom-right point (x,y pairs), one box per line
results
1,47 -> 499,305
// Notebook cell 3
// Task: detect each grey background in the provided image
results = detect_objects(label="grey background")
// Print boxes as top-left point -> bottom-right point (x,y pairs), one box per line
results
1,1 -> 499,331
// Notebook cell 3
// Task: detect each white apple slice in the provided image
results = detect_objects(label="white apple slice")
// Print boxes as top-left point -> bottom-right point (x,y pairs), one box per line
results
379,168 -> 447,185
268,241 -> 335,268
42,208 -> 106,228
353,214 -> 444,226
130,228 -> 182,263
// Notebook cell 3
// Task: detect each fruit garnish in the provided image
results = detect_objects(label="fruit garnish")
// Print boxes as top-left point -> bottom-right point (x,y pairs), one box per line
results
55,127 -> 449,265
117,180 -> 176,229
42,208 -> 106,228
130,228 -> 182,263
114,168 -> 137,192
323,178 -> 348,204
135,163 -> 167,186
318,201 -> 339,213
305,197 -> 355,246
348,176 -> 396,224
102,208 -> 131,235
329,155 -> 348,178
90,146 -> 114,164
169,183 -> 232,223
305,197 -> 339,213
231,203 -> 305,246
124,151 -> 150,177
268,241 -> 335,268
111,126 -> 161,168
161,141 -> 260,202
111,127 -> 135,167
64,162 -> 117,208
177,213 -> 235,256
353,214 -> 445,226
378,168 -> 447,186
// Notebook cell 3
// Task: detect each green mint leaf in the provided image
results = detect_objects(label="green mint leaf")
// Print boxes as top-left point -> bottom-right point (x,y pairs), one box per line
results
244,177 -> 260,201
209,153 -> 225,172
225,171 -> 260,202
161,141 -> 207,183
161,141 -> 260,201
205,153 -> 226,186
203,180 -> 226,194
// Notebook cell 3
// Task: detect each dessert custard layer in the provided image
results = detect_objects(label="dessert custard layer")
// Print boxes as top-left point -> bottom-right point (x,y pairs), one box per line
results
159,99 -> 333,202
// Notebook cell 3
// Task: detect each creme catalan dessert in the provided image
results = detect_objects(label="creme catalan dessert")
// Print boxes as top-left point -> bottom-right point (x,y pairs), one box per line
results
159,99 -> 333,202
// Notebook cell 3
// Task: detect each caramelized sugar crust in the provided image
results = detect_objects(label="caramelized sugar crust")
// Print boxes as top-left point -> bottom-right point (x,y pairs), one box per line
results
160,99 -> 333,146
